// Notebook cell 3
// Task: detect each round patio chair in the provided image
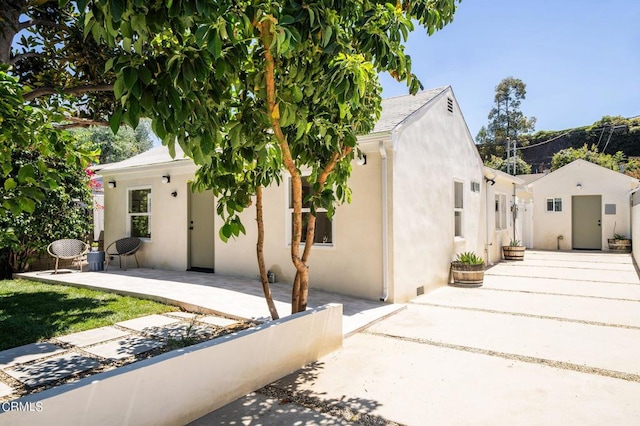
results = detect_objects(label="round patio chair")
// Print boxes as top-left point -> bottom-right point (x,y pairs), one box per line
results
47,239 -> 90,274
105,237 -> 142,271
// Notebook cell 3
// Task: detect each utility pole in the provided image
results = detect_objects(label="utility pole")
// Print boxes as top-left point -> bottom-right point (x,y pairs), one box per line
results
506,137 -> 511,175
512,139 -> 517,175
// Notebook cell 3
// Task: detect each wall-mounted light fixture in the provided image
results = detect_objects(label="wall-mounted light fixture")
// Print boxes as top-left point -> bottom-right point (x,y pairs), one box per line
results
484,177 -> 495,186
356,154 -> 367,166
576,183 -> 582,190
171,191 -> 178,197
107,180 -> 117,189
162,175 -> 171,184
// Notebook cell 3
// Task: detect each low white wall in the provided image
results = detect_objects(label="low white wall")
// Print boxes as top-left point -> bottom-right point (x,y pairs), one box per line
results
632,199 -> 640,263
0,304 -> 343,426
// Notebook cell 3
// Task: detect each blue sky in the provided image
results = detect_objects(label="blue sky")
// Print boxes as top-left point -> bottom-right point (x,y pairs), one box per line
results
380,0 -> 640,139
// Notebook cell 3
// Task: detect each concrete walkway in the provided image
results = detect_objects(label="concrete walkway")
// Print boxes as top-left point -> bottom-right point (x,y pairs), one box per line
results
201,250 -> 640,425
15,268 -> 403,337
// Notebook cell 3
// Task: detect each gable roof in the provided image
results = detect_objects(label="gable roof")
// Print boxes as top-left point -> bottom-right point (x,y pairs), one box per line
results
528,159 -> 639,187
372,86 -> 448,133
95,144 -> 190,172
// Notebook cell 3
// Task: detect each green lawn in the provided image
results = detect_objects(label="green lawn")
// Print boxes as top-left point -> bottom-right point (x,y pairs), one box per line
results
0,279 -> 178,351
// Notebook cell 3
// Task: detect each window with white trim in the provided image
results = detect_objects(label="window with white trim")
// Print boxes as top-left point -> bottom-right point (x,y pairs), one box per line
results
288,176 -> 333,245
495,193 -> 507,230
546,197 -> 562,212
128,187 -> 151,239
454,181 -> 464,237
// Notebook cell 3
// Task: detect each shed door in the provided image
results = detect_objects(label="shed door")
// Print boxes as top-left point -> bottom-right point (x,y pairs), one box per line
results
188,188 -> 215,271
572,195 -> 602,250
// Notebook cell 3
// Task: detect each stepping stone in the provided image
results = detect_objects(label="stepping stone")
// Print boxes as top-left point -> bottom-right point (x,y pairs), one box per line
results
146,323 -> 215,341
198,316 -> 240,327
5,352 -> 100,388
57,327 -> 130,347
0,343 -> 65,369
0,381 -> 14,398
116,315 -> 181,333
83,336 -> 163,360
165,312 -> 199,320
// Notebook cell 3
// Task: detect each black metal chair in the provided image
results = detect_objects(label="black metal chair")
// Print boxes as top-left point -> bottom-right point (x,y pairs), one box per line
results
105,237 -> 142,271
47,239 -> 89,274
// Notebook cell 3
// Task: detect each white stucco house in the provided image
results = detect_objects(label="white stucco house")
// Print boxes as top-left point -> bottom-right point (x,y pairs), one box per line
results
97,86 -> 490,303
526,159 -> 639,250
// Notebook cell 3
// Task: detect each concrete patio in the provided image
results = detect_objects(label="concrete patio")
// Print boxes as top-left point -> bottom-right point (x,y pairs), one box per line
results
15,268 -> 404,337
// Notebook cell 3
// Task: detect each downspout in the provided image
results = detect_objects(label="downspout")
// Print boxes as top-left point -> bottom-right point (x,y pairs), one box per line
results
379,140 -> 389,302
485,179 -> 492,265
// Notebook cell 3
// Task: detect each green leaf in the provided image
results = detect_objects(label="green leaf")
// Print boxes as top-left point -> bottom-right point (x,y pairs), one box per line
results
4,178 -> 17,191
123,67 -> 138,89
17,165 -> 35,184
18,197 -> 36,214
110,109 -> 123,134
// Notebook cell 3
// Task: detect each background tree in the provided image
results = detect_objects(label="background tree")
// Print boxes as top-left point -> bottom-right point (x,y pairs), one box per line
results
551,145 -> 628,171
73,120 -> 154,164
485,154 -> 532,175
476,77 -> 536,159
86,0 -> 460,314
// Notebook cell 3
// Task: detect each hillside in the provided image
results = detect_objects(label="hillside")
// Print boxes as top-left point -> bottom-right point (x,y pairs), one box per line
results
477,116 -> 640,173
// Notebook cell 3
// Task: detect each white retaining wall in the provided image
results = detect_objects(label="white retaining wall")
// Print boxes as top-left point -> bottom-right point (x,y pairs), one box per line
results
0,304 -> 343,425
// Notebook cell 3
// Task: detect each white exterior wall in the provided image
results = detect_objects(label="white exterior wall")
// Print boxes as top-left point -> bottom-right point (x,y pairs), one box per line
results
530,160 -> 638,250
390,89 -> 485,301
483,173 -> 518,264
101,164 -> 195,270
215,156 -> 384,301
632,193 -> 640,262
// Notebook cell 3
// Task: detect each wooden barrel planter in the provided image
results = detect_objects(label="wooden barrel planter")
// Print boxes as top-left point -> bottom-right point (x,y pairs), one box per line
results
608,239 -> 632,253
503,246 -> 525,260
450,262 -> 485,288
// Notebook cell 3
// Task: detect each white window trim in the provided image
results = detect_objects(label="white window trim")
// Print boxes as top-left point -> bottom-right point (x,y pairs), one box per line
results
495,193 -> 507,230
127,185 -> 152,241
546,197 -> 563,212
285,175 -> 335,248
454,179 -> 464,238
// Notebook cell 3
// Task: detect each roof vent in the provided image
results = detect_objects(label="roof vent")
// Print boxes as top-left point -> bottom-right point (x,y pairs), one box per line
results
447,97 -> 454,114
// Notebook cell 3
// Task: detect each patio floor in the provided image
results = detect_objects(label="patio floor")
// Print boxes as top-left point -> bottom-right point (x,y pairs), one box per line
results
15,268 -> 404,337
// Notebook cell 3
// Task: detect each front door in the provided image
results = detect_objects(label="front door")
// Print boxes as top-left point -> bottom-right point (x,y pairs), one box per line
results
572,195 -> 602,250
188,187 -> 215,271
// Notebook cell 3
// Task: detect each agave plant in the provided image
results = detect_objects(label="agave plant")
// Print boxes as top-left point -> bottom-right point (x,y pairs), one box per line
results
509,239 -> 521,247
454,251 -> 484,265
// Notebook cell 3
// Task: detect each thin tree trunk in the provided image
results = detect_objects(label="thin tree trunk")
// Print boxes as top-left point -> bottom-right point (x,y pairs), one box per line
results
256,186 -> 279,320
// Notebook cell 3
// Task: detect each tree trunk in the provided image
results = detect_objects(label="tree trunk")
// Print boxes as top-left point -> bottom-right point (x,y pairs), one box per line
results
255,186 -> 279,320
0,2 -> 22,65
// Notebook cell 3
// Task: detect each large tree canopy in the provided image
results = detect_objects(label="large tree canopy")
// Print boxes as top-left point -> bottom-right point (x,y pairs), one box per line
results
86,0 -> 460,313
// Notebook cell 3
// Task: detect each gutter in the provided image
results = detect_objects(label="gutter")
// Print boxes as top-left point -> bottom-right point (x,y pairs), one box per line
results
379,140 -> 390,302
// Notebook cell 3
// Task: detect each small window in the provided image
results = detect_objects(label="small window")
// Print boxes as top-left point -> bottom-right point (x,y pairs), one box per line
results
454,181 -> 464,237
471,181 -> 480,192
128,188 -> 151,238
288,176 -> 333,245
447,97 -> 454,114
546,197 -> 562,212
495,193 -> 507,229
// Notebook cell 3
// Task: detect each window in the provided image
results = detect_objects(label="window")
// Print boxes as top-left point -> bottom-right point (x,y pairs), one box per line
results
495,194 -> 507,229
128,188 -> 151,239
288,177 -> 333,245
454,181 -> 464,237
546,197 -> 562,212
470,181 -> 480,192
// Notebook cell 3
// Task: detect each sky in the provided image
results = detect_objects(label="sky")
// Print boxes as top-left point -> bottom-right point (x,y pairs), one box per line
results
379,0 -> 640,139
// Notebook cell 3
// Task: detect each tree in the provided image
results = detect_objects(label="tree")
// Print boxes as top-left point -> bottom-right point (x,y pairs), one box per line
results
86,0 -> 460,314
1,0 -> 120,126
73,120 -> 154,164
551,145 -> 627,171
476,77 -> 536,158
485,155 -> 532,175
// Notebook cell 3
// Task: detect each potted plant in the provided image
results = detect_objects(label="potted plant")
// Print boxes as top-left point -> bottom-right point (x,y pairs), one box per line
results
450,251 -> 485,288
608,233 -> 632,253
91,242 -> 99,252
503,239 -> 525,260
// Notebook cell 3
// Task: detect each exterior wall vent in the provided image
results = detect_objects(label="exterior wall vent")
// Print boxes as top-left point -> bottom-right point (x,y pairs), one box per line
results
447,97 -> 454,114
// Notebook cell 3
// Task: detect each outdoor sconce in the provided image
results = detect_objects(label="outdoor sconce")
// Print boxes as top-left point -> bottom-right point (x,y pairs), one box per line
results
171,191 -> 178,197
107,180 -> 116,189
484,177 -> 495,186
576,183 -> 582,190
162,175 -> 171,184
356,154 -> 367,166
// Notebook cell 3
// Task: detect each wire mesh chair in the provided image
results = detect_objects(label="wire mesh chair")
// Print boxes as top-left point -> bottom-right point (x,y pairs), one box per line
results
105,237 -> 142,271
47,239 -> 90,274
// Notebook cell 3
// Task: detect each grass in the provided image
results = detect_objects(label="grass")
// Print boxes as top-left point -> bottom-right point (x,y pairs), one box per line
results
0,279 -> 178,351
